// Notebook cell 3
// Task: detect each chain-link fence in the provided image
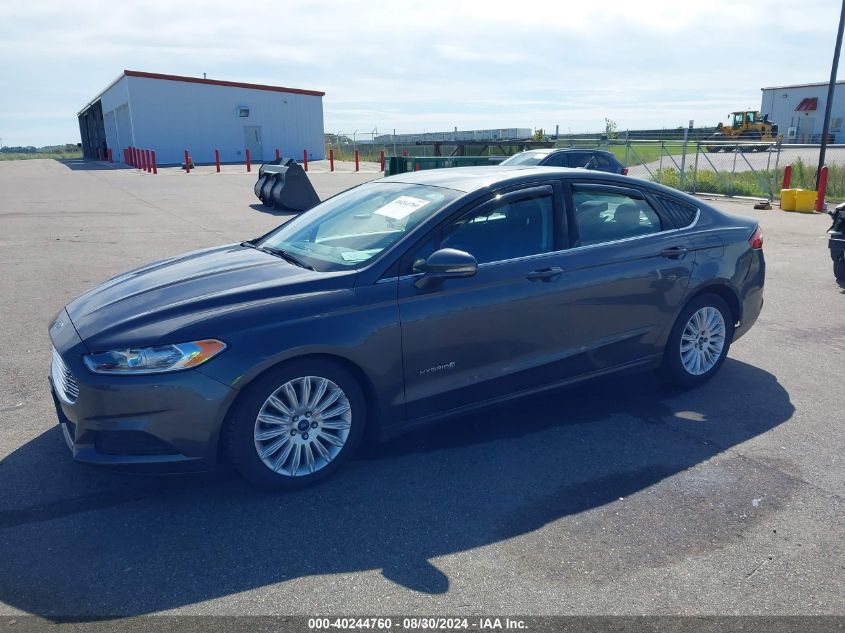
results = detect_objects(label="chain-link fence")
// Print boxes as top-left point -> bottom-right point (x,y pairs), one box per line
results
327,132 -> 845,201
591,138 -> 845,201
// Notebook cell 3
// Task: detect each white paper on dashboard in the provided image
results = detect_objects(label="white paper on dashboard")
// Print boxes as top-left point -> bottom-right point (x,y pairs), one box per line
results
373,196 -> 430,220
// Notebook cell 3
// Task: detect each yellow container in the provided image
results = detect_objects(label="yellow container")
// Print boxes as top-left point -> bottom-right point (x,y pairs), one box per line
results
793,189 -> 817,213
780,189 -> 797,211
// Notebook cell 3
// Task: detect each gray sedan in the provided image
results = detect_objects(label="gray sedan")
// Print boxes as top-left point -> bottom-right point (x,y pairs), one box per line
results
49,166 -> 764,488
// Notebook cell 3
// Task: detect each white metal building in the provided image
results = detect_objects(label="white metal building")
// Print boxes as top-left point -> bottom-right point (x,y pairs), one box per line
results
760,80 -> 844,143
77,70 -> 325,165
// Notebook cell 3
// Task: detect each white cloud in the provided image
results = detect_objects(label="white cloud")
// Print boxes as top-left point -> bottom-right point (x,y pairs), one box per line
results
0,0 -> 842,145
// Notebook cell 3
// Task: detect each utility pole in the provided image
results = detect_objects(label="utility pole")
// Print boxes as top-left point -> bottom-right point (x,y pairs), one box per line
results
818,0 -> 845,187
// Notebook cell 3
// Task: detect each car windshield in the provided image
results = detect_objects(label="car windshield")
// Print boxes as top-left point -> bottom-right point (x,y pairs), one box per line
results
500,151 -> 550,166
256,182 -> 461,272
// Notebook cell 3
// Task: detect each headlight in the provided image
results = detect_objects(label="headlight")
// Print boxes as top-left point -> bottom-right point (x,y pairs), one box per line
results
83,340 -> 227,375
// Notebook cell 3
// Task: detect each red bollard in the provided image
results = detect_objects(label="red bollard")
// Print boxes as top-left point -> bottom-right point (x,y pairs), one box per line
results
246,149 -> 251,172
137,148 -> 143,170
130,147 -> 134,166
303,149 -> 308,172
185,149 -> 191,173
415,162 -> 421,171
354,149 -> 360,172
329,149 -> 334,172
145,149 -> 152,173
215,149 -> 220,173
151,150 -> 157,174
379,150 -> 385,172
782,164 -> 792,190
275,148 -> 280,160
141,150 -> 147,172
107,148 -> 113,163
816,166 -> 829,212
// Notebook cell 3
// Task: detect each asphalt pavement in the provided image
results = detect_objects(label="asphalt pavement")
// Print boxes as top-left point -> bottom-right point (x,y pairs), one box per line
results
0,159 -> 842,619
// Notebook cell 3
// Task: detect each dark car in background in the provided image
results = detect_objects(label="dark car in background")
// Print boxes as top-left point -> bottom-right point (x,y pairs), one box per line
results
501,148 -> 627,174
49,166 -> 764,489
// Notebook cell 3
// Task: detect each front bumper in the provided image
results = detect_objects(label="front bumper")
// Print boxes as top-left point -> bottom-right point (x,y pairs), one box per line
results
49,310 -> 237,473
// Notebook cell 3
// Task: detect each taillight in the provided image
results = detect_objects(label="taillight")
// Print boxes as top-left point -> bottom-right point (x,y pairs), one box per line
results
622,167 -> 629,175
749,226 -> 763,249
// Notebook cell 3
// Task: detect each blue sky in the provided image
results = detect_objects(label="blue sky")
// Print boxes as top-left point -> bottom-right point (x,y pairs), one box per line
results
0,0 -> 842,146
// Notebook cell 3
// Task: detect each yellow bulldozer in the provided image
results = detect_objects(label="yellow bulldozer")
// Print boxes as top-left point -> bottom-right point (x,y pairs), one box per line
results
706,110 -> 781,152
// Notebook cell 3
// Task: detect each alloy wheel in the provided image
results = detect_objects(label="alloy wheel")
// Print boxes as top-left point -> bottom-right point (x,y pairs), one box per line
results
679,306 -> 726,376
253,375 -> 352,477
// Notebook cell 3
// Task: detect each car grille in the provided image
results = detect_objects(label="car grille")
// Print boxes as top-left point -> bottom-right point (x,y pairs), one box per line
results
51,346 -> 79,404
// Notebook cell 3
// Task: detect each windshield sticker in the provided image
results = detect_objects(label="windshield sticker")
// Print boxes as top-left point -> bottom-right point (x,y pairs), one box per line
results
373,196 -> 430,220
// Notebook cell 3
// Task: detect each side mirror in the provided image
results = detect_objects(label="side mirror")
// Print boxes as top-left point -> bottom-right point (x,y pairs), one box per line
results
414,248 -> 477,288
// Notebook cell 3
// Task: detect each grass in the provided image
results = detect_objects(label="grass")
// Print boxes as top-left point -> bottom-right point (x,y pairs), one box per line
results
607,142 -> 686,166
651,157 -> 845,201
548,140 -> 688,166
0,150 -> 82,161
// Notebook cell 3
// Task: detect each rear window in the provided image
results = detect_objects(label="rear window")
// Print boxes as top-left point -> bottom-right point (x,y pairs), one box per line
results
655,196 -> 698,228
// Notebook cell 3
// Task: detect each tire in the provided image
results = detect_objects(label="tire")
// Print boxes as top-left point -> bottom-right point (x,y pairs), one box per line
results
834,258 -> 845,288
227,359 -> 366,489
660,294 -> 735,388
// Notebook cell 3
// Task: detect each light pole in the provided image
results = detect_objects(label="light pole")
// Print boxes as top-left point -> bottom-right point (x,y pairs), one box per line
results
817,0 -> 845,188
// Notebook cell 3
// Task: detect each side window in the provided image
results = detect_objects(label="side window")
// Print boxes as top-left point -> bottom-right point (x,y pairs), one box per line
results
402,193 -> 555,273
544,153 -> 567,167
655,195 -> 698,228
568,152 -> 591,168
572,189 -> 662,247
442,195 -> 554,264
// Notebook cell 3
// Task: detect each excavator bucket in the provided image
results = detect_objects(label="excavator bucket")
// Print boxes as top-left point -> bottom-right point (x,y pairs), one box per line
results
254,158 -> 320,212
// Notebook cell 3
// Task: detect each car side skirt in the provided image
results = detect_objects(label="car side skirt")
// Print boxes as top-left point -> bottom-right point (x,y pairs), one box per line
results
378,353 -> 662,441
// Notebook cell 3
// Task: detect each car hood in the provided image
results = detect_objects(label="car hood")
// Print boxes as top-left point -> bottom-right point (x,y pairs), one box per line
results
66,243 -> 350,349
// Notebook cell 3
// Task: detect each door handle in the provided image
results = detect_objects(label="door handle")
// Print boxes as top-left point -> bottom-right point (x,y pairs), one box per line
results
526,266 -> 563,281
660,246 -> 689,259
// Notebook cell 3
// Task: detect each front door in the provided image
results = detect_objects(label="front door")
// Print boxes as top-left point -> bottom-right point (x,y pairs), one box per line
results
244,126 -> 263,162
397,183 -> 572,420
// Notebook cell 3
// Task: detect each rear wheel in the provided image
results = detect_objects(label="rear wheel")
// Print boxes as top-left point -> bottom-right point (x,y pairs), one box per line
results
227,359 -> 366,489
661,294 -> 734,388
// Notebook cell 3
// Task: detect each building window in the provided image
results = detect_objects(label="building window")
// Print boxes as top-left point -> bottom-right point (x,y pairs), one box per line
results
238,106 -> 250,118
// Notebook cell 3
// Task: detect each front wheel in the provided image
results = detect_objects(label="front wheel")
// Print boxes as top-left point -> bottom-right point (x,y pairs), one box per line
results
661,294 -> 735,388
227,359 -> 366,489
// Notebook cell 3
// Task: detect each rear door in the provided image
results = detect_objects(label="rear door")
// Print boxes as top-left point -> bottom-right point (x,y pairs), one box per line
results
397,182 -> 573,420
551,181 -> 696,368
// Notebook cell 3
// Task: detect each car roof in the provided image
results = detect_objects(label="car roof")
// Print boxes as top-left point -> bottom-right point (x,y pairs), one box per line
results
381,165 -> 630,193
379,165 -> 706,207
550,148 -> 613,155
